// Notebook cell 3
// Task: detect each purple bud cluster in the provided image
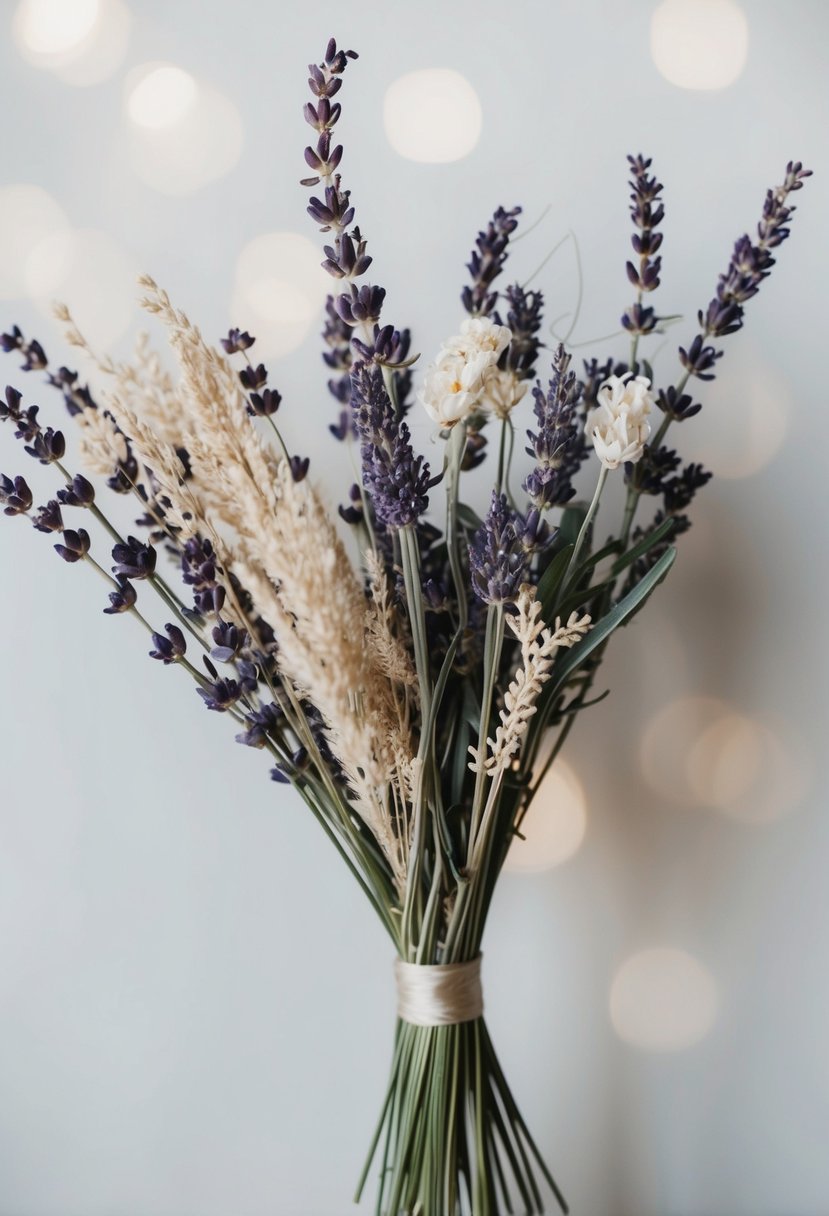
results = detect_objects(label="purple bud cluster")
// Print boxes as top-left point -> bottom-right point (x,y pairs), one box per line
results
54,527 -> 90,564
461,207 -> 522,317
149,623 -> 187,664
0,472 -> 32,515
32,499 -> 64,533
523,345 -> 587,510
496,285 -> 544,382
469,492 -> 534,604
112,535 -> 156,580
622,154 -> 665,338
322,295 -> 356,438
1,330 -> 139,492
349,361 -> 430,529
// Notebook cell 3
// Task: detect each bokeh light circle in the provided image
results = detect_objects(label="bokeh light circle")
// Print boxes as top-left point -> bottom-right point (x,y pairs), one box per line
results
230,233 -> 329,359
651,0 -> 748,90
13,0 -> 100,57
641,696 -> 810,823
125,68 -> 243,195
610,947 -> 718,1051
383,69 -> 482,163
0,184 -> 70,300
126,63 -> 197,129
13,0 -> 130,86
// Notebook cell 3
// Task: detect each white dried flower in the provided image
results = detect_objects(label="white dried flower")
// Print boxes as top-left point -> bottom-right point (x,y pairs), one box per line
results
419,316 -> 512,427
586,373 -> 654,470
454,316 -> 512,362
479,366 -> 527,420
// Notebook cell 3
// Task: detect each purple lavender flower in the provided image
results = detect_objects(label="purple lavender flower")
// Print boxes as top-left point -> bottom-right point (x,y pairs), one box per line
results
1,328 -> 47,371
322,295 -> 355,433
338,482 -> 364,526
211,619 -> 248,663
655,385 -> 701,422
195,585 -> 225,616
350,361 -> 430,529
112,536 -> 157,580
221,328 -> 255,355
24,426 -> 65,465
662,462 -> 712,514
149,624 -> 187,664
57,474 -> 96,508
627,445 -> 681,496
335,284 -> 386,327
462,206 -> 522,317
181,535 -> 216,589
236,702 -> 283,749
496,284 -> 544,382
469,492 -> 531,604
523,345 -> 586,510
239,362 -> 267,392
622,154 -> 665,339
0,386 -> 22,421
197,676 -> 242,712
289,455 -> 310,483
248,388 -> 282,417
103,576 -> 137,615
32,500 -> 64,533
14,404 -> 40,443
54,528 -> 90,563
0,473 -> 32,515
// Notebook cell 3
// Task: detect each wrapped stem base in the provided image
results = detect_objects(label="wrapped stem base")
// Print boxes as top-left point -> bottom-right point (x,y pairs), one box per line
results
356,1015 -> 567,1216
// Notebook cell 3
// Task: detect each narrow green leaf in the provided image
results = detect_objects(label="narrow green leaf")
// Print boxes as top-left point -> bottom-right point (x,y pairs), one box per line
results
611,515 -> 675,577
550,545 -> 677,692
537,543 -> 573,614
557,502 -> 587,547
456,502 -> 484,532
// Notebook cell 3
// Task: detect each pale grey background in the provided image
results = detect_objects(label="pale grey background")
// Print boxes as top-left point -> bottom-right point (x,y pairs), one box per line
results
0,1 -> 827,1214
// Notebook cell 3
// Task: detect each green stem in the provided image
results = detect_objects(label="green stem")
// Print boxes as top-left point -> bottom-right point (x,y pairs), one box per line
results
446,421 -> 469,633
467,603 -> 505,866
565,465 -> 608,584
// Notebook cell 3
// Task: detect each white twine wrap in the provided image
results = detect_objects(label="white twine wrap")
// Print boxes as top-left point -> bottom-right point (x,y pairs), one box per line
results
394,955 -> 484,1027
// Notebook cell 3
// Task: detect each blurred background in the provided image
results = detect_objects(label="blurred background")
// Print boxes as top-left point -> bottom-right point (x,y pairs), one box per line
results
0,1 -> 826,1213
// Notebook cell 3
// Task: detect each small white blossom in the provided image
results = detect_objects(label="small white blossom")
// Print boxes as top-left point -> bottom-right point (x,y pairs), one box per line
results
419,317 -> 513,428
586,373 -> 654,470
454,316 -> 512,362
479,366 -> 527,420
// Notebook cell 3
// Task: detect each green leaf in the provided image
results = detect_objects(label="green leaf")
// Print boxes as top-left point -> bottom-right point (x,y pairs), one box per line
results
611,515 -> 675,577
456,502 -> 484,533
537,543 -> 573,615
558,502 -> 587,547
549,545 -> 677,693
554,577 -> 616,620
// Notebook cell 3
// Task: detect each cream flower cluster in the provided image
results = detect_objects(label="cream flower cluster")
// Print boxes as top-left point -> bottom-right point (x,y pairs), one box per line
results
586,373 -> 654,470
419,317 -> 512,428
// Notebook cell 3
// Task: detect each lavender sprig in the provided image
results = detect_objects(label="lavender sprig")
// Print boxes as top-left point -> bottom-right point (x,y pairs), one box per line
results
350,362 -> 430,529
496,284 -> 544,382
523,344 -> 587,511
469,492 -> 532,604
461,206 -> 522,317
676,161 -> 812,392
622,154 -> 665,346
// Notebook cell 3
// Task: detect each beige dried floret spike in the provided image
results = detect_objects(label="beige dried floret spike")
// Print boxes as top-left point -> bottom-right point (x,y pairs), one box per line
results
468,585 -> 591,776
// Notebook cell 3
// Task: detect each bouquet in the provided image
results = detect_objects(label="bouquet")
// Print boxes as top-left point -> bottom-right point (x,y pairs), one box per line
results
0,36 -> 810,1216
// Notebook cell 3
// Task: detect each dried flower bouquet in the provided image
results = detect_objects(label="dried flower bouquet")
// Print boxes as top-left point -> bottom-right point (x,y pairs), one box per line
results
0,36 -> 810,1216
